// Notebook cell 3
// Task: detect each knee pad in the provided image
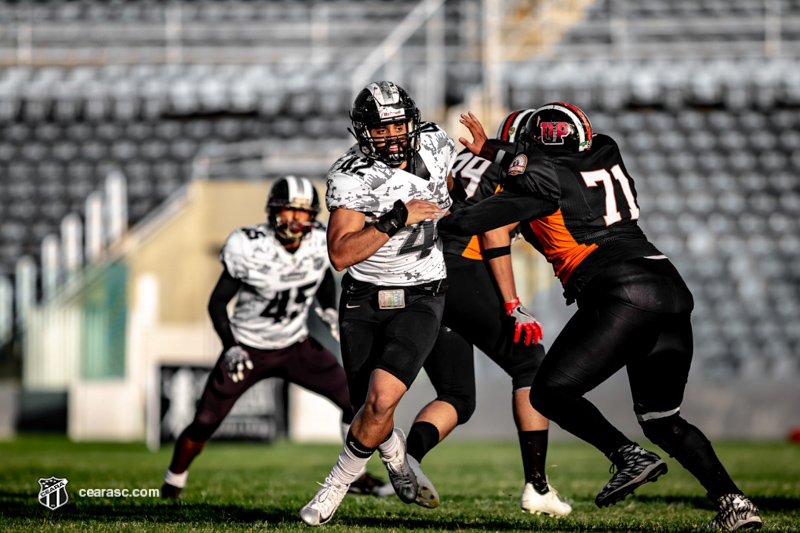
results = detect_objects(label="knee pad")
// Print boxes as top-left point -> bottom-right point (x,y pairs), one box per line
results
639,412 -> 710,458
437,392 -> 476,425
507,349 -> 544,391
528,376 -> 564,419
184,410 -> 222,442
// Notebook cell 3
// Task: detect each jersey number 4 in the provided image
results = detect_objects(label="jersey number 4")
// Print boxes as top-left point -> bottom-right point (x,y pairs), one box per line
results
398,219 -> 436,259
580,164 -> 640,226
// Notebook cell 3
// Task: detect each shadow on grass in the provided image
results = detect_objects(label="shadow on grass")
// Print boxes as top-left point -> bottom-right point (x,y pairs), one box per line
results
3,493 -> 795,531
635,493 -> 800,512
0,500 -> 295,526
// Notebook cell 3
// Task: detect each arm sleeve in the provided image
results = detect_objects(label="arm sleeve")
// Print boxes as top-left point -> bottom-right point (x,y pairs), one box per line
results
438,189 -> 559,236
315,267 -> 338,311
207,270 -> 242,350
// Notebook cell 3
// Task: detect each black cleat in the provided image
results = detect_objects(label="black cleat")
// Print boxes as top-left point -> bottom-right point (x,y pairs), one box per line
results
707,493 -> 762,531
160,482 -> 182,499
595,443 -> 667,507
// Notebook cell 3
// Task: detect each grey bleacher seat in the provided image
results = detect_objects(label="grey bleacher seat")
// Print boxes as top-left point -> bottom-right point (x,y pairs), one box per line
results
111,139 -> 139,162
155,121 -> 182,140
20,141 -> 49,163
166,138 -> 196,162
66,160 -> 93,182
696,151 -> 726,173
728,151 -> 757,172
760,151 -> 789,172
184,120 -> 214,141
778,233 -> 800,256
716,190 -> 747,213
81,140 -> 109,161
777,129 -> 800,151
140,138 -> 169,161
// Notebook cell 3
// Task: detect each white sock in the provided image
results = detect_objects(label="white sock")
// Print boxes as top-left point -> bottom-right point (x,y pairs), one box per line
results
377,428 -> 402,461
329,443 -> 371,486
164,468 -> 188,488
339,423 -> 367,477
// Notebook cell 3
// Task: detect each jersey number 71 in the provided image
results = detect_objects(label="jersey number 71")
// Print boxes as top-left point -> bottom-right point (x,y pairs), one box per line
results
580,164 -> 640,226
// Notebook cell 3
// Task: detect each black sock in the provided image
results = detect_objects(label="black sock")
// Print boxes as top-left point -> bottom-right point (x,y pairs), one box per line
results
406,421 -> 440,462
519,430 -> 549,493
345,429 -> 377,459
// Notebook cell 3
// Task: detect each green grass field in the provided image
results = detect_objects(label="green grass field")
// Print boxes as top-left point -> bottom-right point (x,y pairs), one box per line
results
1,436 -> 798,532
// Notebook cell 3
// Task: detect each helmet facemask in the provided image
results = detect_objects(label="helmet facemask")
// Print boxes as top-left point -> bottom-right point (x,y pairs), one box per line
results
349,81 -> 421,171
266,176 -> 321,245
269,208 -> 316,244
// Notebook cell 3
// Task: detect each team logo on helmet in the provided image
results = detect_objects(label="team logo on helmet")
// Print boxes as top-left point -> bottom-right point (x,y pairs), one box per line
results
540,122 -> 572,145
508,154 -> 528,175
526,102 -> 593,152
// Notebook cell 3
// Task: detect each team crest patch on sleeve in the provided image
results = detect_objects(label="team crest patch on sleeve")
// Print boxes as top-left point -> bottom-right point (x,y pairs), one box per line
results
508,154 -> 528,175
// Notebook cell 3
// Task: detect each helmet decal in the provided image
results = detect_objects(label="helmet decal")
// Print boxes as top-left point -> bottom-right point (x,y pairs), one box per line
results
526,102 -> 593,152
540,121 -> 572,145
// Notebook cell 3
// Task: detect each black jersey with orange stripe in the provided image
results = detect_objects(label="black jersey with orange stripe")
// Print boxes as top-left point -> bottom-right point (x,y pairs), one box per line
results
441,141 -> 515,259
438,134 -> 662,302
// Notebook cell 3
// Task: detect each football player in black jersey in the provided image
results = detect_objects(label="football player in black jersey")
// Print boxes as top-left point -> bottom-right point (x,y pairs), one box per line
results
402,109 -> 571,516
160,176 -> 389,500
439,103 -> 761,531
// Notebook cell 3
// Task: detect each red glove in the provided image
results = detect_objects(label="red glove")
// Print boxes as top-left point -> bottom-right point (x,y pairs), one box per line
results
504,297 -> 543,346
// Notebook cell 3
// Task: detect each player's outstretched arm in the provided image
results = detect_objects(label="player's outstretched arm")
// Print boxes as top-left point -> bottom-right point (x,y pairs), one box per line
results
208,270 -> 242,350
481,226 -> 543,346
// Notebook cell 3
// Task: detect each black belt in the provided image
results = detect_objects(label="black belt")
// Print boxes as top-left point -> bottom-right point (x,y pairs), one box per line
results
342,272 -> 447,301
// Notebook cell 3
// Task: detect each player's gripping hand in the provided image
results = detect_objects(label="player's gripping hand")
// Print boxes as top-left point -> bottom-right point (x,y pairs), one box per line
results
405,199 -> 448,225
504,297 -> 543,346
316,307 -> 340,342
223,345 -> 253,383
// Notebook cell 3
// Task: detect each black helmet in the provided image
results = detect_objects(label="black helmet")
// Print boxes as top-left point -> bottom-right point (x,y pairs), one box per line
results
266,176 -> 320,243
349,81 -> 421,168
495,108 -> 537,143
523,102 -> 593,152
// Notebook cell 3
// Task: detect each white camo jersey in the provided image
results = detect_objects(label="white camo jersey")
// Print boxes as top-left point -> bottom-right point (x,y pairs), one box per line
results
326,123 -> 456,286
219,222 -> 330,350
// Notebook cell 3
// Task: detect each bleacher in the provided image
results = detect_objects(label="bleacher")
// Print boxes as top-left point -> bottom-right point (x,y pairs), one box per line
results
1,0 -> 798,382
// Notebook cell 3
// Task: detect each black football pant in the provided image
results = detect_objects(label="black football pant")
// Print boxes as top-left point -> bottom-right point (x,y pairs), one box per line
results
184,338 -> 352,442
530,257 -> 695,456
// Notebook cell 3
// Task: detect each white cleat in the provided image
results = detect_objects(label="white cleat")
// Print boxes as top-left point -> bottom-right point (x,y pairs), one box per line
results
299,476 -> 349,526
521,481 -> 572,517
408,456 -> 440,509
380,428 -> 418,504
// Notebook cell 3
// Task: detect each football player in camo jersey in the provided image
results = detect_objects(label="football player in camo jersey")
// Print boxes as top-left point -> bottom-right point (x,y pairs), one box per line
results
299,81 -> 454,527
402,109 -> 571,516
161,176 -> 390,500
442,103 -> 762,531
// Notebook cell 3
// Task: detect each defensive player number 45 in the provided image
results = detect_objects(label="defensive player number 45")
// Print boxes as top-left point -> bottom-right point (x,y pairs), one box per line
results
580,164 -> 640,226
260,282 -> 316,322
